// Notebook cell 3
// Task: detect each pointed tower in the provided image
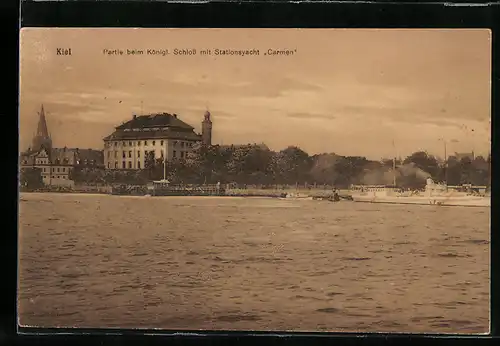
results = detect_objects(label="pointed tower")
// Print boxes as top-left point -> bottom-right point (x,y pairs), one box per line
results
201,110 -> 212,146
32,104 -> 52,152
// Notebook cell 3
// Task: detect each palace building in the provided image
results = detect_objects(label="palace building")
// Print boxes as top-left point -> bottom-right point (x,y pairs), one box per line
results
20,105 -> 104,187
103,110 -> 212,170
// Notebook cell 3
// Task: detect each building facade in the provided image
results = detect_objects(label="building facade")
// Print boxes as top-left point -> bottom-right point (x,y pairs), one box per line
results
103,111 -> 213,170
454,151 -> 475,161
20,105 -> 104,187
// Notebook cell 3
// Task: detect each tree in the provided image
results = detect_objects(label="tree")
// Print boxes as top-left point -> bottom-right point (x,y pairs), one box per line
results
459,157 -> 473,185
444,156 -> 462,186
271,146 -> 312,185
333,156 -> 369,188
470,156 -> 489,186
225,144 -> 273,185
144,151 -> 156,178
20,168 -> 44,189
308,153 -> 341,185
403,151 -> 440,179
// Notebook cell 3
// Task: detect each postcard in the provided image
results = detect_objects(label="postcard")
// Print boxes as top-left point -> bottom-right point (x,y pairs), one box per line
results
18,28 -> 491,333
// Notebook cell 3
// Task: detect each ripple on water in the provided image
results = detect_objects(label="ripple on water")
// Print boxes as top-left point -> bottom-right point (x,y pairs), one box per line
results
17,194 -> 490,333
316,307 -> 341,313
216,314 -> 261,322
461,239 -> 490,245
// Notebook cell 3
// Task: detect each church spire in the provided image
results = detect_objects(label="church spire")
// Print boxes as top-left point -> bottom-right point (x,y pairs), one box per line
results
32,104 -> 52,152
36,104 -> 49,138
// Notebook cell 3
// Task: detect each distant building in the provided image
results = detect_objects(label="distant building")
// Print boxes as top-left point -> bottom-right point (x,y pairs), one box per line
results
103,111 -> 212,170
20,105 -> 104,187
454,151 -> 475,161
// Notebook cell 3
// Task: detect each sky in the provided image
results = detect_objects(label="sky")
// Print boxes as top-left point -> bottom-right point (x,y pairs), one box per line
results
19,28 -> 491,160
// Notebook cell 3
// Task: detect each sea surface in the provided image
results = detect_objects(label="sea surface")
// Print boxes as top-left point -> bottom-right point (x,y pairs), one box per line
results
18,192 -> 490,333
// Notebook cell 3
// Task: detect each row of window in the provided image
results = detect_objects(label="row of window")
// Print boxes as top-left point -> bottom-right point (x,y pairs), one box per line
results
106,149 -> 190,159
42,174 -> 67,179
31,159 -> 96,165
107,161 -> 141,169
109,140 -> 193,148
106,150 -> 187,169
42,167 -> 68,173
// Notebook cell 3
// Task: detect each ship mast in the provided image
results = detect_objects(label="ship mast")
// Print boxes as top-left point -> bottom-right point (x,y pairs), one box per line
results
392,140 -> 397,186
393,156 -> 396,186
443,140 -> 448,185
163,155 -> 167,181
488,151 -> 491,190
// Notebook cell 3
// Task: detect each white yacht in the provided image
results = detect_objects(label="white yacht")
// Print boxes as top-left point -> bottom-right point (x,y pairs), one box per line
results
350,178 -> 490,207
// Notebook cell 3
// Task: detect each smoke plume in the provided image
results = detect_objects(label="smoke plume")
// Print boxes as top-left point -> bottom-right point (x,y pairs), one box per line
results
361,162 -> 431,185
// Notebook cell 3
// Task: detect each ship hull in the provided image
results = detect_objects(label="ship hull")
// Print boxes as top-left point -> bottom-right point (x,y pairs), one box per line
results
351,195 -> 490,207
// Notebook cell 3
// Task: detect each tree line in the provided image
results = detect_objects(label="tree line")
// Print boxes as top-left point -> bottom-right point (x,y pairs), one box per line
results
20,143 -> 491,189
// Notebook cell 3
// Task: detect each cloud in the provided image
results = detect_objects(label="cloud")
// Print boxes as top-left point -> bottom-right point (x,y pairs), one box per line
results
287,112 -> 335,121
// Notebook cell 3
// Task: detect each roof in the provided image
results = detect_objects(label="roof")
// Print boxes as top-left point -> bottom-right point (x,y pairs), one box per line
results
219,143 -> 269,150
50,148 -> 76,164
116,113 -> 194,131
455,152 -> 474,157
103,129 -> 202,142
20,147 -> 104,166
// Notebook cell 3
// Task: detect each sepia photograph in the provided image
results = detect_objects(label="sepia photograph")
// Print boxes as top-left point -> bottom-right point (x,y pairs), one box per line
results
18,28 -> 491,334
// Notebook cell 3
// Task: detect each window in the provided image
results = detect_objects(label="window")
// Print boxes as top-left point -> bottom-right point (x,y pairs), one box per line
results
138,151 -> 141,158
160,140 -> 164,145
57,168 -> 60,172
107,151 -> 111,158
152,141 -> 156,146
145,141 -> 148,145
173,151 -> 177,158
138,161 -> 141,169
114,142 -> 117,147
174,141 -> 178,147
107,162 -> 110,168
122,151 -> 126,158
128,151 -> 132,158
180,152 -> 184,158
160,150 -> 164,158
128,161 -> 132,169
138,141 -> 141,146
123,141 -> 127,147
122,161 -> 126,169
129,141 -> 132,146
114,162 -> 118,168
181,142 -> 185,148
43,168 -> 46,172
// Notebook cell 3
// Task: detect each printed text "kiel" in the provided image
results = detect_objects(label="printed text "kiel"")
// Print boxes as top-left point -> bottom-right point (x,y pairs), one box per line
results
56,48 -> 72,56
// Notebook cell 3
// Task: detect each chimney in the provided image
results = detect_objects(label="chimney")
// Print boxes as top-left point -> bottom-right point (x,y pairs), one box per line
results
173,114 -> 178,118
133,114 -> 137,120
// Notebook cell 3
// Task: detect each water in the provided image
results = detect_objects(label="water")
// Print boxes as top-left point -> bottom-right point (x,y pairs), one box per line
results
18,193 -> 490,333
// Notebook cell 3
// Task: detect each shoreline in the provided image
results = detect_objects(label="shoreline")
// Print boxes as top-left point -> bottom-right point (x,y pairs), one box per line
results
19,187 -> 349,199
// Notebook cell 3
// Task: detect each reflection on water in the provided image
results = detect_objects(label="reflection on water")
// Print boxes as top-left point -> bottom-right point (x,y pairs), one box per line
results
18,193 -> 490,333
